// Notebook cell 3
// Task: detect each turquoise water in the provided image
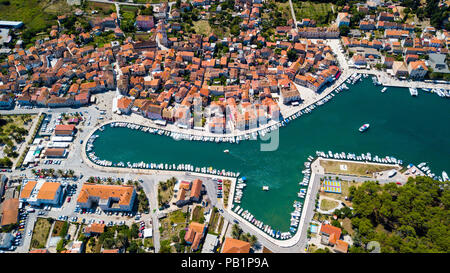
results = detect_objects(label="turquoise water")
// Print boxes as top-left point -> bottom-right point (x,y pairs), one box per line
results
91,78 -> 450,231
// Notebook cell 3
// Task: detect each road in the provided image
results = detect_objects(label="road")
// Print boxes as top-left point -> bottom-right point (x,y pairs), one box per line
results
288,0 -> 298,29
87,0 -> 175,8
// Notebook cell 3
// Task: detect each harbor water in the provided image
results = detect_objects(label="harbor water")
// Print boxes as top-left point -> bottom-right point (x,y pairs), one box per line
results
91,78 -> 450,231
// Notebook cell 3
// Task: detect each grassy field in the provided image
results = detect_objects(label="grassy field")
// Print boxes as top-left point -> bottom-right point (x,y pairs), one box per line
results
341,217 -> 354,236
191,206 -> 205,223
160,210 -> 188,252
0,0 -> 71,31
30,218 -> 52,250
85,1 -> 115,14
193,20 -> 212,36
157,178 -> 176,207
320,159 -> 398,177
293,1 -> 335,26
320,199 -> 339,211
222,179 -> 231,208
208,208 -> 220,233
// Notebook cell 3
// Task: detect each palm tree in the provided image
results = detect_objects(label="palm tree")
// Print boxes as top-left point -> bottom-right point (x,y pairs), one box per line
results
248,235 -> 258,247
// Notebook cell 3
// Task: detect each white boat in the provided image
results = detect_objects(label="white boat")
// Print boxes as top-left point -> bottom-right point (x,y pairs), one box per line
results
409,87 -> 418,96
443,171 -> 449,181
262,186 -> 269,191
381,87 -> 387,93
224,149 -> 229,153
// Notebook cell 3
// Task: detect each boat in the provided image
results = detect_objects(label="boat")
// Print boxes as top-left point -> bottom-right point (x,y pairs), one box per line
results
443,171 -> 449,181
359,123 -> 370,132
381,87 -> 387,93
409,87 -> 418,96
223,149 -> 229,153
262,186 -> 269,191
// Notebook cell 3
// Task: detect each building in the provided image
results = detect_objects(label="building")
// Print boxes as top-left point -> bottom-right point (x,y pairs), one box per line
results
280,87 -> 301,104
1,198 -> 19,227
44,148 -> 68,158
54,124 -> 76,136
19,180 -> 64,207
320,224 -> 342,246
392,61 -> 408,78
221,237 -> 251,253
83,223 -> 106,236
334,239 -> 349,253
336,13 -> 351,27
117,97 -> 133,114
29,249 -> 49,253
0,21 -> 23,29
0,233 -> 14,250
0,174 -> 7,198
184,222 -> 206,251
175,179 -> 204,207
201,233 -> 219,253
428,54 -> 449,74
61,240 -> 84,253
135,15 -> 154,31
408,60 -> 428,79
77,183 -> 136,212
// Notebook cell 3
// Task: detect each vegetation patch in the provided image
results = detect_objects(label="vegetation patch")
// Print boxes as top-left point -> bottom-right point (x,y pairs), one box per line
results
320,159 -> 398,177
30,217 -> 53,250
343,177 -> 450,253
52,221 -> 69,237
159,209 -> 188,253
157,177 -> 176,207
292,0 -> 335,26
320,199 -> 339,211
191,205 -> 205,223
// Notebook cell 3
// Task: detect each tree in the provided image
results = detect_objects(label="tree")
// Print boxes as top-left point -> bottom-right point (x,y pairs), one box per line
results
339,25 -> 350,36
130,223 -> 139,239
287,50 -> 298,62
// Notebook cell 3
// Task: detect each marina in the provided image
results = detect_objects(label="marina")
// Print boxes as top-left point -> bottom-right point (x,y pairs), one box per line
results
88,77 -> 450,233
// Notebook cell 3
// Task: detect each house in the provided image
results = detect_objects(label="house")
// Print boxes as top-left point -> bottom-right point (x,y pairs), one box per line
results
54,124 -> 76,136
19,180 -> 64,207
221,237 -> 251,253
102,249 -> 121,253
336,13 -> 351,27
408,60 -> 428,79
61,240 -> 84,253
29,249 -> 49,253
280,87 -> 301,104
201,233 -> 219,253
320,224 -> 342,246
352,54 -> 367,66
77,183 -> 136,212
383,57 -> 395,69
428,53 -> 450,74
184,222 -> 206,251
392,61 -> 408,78
0,94 -> 13,109
1,198 -> 19,227
175,179 -> 204,207
334,239 -> 349,253
117,97 -> 133,114
83,223 -> 106,236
